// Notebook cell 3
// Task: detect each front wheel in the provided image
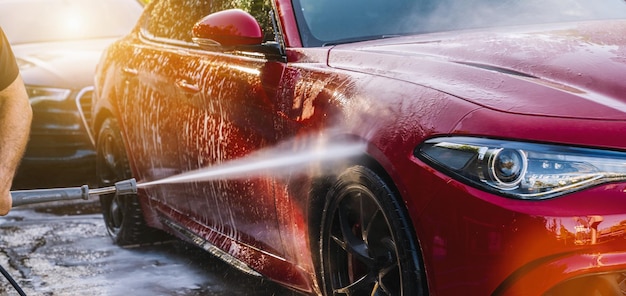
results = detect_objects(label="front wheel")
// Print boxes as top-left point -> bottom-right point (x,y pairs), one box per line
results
96,118 -> 163,245
320,165 -> 427,295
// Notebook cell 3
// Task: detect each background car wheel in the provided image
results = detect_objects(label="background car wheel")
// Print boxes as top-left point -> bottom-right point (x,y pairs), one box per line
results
320,165 -> 427,296
97,118 -> 165,246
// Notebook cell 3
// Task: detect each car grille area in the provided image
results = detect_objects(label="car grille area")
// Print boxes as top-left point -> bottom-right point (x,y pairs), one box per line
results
13,89 -> 96,189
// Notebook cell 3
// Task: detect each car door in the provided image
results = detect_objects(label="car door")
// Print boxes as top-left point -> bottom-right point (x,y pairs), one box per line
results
175,7 -> 288,257
113,0 -> 199,214
123,0 -> 285,257
176,48 -> 286,255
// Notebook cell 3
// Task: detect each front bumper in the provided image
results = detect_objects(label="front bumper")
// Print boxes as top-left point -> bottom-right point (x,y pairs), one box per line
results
502,251 -> 626,295
408,158 -> 626,295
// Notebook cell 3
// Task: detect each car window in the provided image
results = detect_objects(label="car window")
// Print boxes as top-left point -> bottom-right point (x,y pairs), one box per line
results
293,0 -> 626,47
244,0 -> 275,42
141,0 -> 212,42
141,0 -> 274,44
0,0 -> 143,44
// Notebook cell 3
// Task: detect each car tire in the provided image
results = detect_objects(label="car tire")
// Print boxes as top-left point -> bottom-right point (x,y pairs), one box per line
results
320,165 -> 427,295
96,117 -> 165,246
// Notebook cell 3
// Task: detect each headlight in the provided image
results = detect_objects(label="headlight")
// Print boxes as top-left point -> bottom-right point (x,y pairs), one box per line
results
416,137 -> 626,200
26,86 -> 71,104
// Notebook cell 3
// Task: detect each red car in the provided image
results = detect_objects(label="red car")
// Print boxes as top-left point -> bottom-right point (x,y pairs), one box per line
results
91,0 -> 626,295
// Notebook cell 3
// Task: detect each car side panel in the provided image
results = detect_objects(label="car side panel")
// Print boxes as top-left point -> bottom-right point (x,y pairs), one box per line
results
112,40 -> 191,215
174,49 -> 286,257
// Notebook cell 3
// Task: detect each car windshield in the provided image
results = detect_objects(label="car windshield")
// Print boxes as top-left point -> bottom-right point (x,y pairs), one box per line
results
0,0 -> 143,44
293,0 -> 626,46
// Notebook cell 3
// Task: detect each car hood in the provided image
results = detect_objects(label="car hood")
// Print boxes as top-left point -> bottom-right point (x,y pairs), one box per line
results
12,38 -> 118,89
328,20 -> 626,120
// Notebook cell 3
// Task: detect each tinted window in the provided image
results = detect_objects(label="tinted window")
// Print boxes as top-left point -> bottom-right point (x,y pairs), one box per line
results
141,0 -> 273,43
142,0 -> 212,42
293,0 -> 626,46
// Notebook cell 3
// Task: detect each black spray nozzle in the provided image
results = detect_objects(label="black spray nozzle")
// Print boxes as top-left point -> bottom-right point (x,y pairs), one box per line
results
87,178 -> 137,197
115,178 -> 137,195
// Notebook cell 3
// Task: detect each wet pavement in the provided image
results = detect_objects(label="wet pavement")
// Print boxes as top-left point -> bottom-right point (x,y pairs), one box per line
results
0,200 -> 302,296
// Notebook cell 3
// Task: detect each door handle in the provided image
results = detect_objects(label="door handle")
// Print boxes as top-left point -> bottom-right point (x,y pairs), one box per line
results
176,79 -> 200,94
122,67 -> 138,76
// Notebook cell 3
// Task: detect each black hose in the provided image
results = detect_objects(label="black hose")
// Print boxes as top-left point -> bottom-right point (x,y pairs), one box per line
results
0,262 -> 26,295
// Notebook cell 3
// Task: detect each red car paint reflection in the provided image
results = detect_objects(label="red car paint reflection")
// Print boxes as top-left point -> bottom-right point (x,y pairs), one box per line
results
91,0 -> 626,295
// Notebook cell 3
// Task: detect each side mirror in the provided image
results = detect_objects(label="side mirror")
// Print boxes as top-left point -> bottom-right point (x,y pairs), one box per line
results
192,9 -> 263,47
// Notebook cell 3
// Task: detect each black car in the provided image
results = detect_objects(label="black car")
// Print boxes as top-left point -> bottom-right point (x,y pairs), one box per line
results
0,0 -> 143,189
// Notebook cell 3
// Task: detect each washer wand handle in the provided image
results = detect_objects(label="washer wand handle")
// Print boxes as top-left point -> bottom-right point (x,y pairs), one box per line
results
10,178 -> 137,207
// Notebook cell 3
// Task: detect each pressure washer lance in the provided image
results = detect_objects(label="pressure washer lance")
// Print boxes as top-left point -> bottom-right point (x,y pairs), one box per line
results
0,178 -> 137,296
10,178 -> 137,207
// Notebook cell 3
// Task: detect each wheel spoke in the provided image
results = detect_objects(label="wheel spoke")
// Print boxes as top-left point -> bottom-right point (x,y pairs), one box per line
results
362,206 -> 382,246
371,282 -> 384,296
334,201 -> 375,266
377,261 -> 399,295
379,260 -> 399,280
334,273 -> 378,295
376,238 -> 400,295
360,195 -> 378,243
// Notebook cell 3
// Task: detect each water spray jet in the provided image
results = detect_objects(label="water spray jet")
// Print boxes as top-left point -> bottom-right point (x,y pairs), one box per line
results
137,141 -> 366,188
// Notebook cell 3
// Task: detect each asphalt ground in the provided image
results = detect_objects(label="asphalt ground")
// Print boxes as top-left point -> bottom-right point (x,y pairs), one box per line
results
0,199 -> 301,296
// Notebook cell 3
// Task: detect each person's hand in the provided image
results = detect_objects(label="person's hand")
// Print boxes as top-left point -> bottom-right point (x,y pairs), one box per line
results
0,73 -> 32,216
0,182 -> 12,215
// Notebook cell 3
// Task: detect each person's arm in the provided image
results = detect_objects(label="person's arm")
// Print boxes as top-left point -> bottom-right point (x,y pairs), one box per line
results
0,74 -> 32,215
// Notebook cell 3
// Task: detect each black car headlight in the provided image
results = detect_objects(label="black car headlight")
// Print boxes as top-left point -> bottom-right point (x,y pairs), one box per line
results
416,137 -> 626,200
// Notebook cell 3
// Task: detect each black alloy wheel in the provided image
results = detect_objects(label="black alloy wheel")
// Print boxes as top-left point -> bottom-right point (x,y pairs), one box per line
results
96,118 -> 163,245
320,165 -> 426,296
